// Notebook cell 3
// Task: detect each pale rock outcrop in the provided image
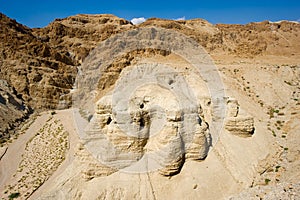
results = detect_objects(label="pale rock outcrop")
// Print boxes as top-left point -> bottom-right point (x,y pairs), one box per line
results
185,121 -> 210,160
80,83 -> 211,176
225,116 -> 255,137
226,98 -> 239,117
75,143 -> 117,181
224,98 -> 255,137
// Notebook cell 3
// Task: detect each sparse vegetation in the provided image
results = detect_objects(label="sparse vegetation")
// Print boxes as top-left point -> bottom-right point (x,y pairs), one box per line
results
284,80 -> 292,86
268,107 -> 282,119
3,117 -> 69,199
272,130 -> 276,137
8,192 -> 20,199
264,178 -> 271,185
268,108 -> 275,118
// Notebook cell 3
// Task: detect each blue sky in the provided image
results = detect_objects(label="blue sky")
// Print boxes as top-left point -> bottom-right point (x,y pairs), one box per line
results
1,0 -> 300,28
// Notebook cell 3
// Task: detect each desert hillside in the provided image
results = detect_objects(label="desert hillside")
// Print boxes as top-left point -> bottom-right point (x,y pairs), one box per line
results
0,13 -> 299,199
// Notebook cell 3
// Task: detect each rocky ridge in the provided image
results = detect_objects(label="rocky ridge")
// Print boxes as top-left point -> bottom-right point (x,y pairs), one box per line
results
1,13 -> 300,115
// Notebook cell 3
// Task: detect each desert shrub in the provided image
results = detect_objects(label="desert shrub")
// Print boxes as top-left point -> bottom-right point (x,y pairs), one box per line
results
264,179 -> 271,185
8,192 -> 20,199
268,108 -> 274,118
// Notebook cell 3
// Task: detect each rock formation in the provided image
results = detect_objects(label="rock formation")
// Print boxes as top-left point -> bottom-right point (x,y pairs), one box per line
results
1,12 -> 300,114
79,64 -> 211,176
0,80 -> 30,139
224,98 -> 255,137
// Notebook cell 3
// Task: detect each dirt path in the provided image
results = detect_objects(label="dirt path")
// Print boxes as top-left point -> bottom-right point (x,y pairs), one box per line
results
0,113 -> 50,192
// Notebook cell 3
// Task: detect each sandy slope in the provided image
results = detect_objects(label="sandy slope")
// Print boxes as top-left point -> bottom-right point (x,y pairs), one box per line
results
0,113 -> 49,189
0,109 -> 82,199
29,109 -> 82,199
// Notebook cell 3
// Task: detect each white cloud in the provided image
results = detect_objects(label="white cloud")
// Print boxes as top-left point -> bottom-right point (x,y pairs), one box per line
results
175,16 -> 186,21
297,18 -> 300,23
131,17 -> 146,25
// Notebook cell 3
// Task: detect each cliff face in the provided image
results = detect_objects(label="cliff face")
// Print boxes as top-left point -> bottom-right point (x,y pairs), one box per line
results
0,13 -> 300,137
0,13 -> 133,136
0,13 -> 136,110
0,13 -> 76,111
0,80 -> 30,139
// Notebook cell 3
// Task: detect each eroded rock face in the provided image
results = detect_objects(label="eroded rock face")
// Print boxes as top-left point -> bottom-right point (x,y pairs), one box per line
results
0,80 -> 30,137
224,99 -> 255,137
1,12 -> 300,113
72,27 -> 223,177
85,91 -> 210,176
0,13 -> 133,111
75,143 -> 117,181
76,58 -> 214,177
225,116 -> 255,137
78,96 -> 254,178
0,13 -> 77,110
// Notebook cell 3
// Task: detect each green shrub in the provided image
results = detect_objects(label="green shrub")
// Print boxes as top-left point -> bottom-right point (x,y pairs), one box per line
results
268,108 -> 275,118
264,178 -> 271,185
8,192 -> 20,199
